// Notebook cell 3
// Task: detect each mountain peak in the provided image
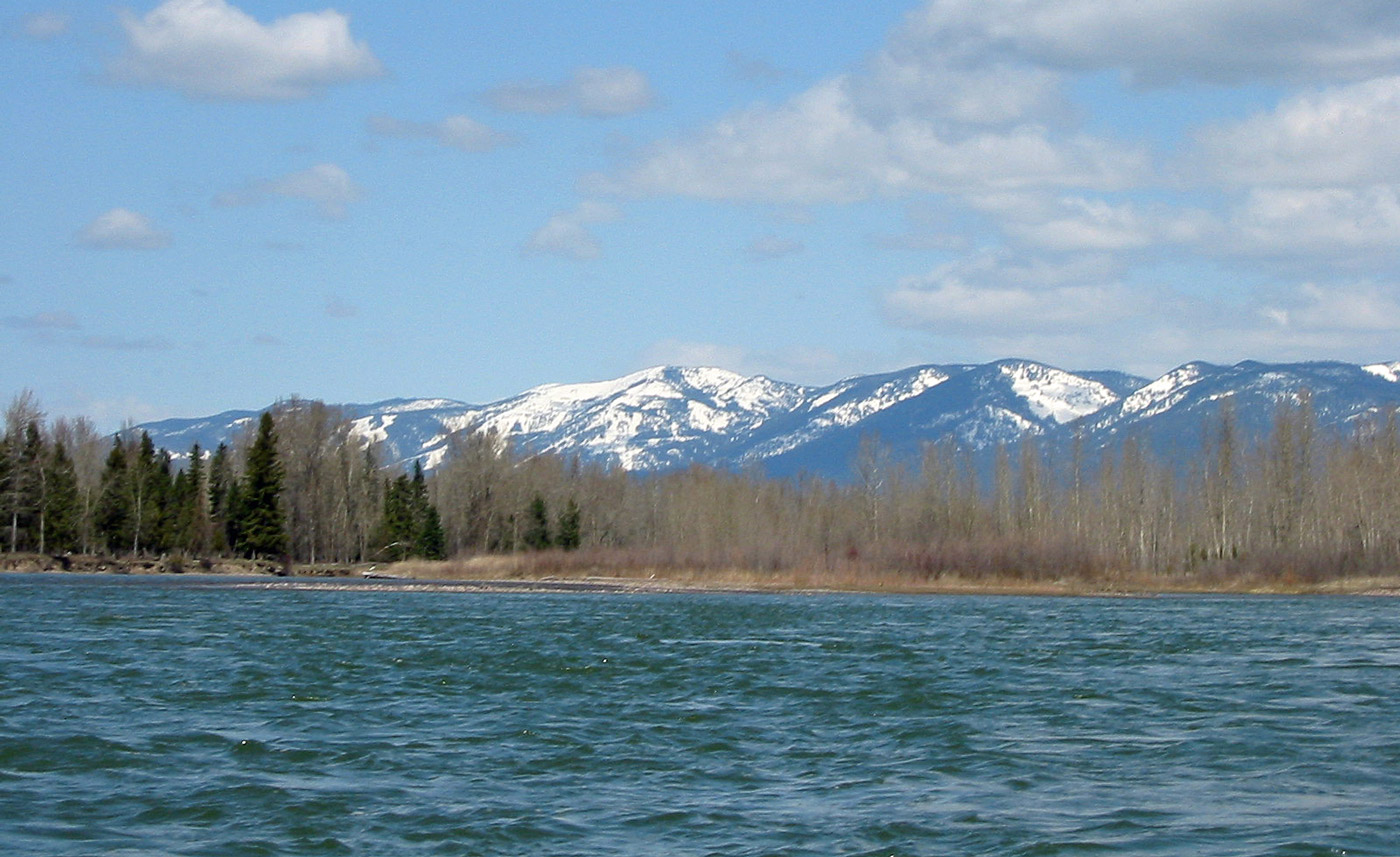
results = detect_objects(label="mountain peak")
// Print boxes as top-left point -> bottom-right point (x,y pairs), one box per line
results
136,358 -> 1400,479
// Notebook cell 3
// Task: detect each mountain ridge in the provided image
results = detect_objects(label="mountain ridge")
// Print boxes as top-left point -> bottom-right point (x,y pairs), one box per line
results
137,359 -> 1400,479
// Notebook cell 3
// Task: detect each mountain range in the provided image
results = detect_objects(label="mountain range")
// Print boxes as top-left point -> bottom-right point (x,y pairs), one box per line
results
137,359 -> 1400,480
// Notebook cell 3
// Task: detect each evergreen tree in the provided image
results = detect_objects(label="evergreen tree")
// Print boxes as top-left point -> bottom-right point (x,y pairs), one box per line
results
207,443 -> 235,554
409,460 -> 445,559
523,493 -> 551,550
146,448 -> 174,553
41,441 -> 79,553
0,439 -> 10,550
377,473 -> 415,561
418,501 -> 446,560
238,413 -> 287,558
13,421 -> 44,551
556,497 -> 581,551
373,460 -> 449,561
125,432 -> 161,554
95,437 -> 131,553
179,443 -> 212,555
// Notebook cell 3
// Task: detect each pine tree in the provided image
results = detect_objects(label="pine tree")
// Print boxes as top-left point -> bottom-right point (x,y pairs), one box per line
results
374,460 -> 448,561
238,413 -> 287,558
95,437 -> 131,553
14,421 -> 44,551
524,493 -> 552,550
556,497 -> 581,551
127,432 -> 159,554
0,440 -> 11,551
418,502 -> 446,560
207,443 -> 235,554
377,473 -> 415,560
181,444 -> 212,555
408,460 -> 446,559
41,441 -> 79,553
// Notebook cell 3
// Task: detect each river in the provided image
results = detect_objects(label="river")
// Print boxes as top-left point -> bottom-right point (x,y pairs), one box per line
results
2,574 -> 1398,855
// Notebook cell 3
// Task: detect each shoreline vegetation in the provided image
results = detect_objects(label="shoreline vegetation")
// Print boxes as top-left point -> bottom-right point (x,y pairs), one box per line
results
3,553 -> 1399,597
6,390 -> 1400,596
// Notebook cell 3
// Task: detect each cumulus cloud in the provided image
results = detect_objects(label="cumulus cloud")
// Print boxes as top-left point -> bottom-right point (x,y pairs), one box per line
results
110,0 -> 382,100
367,114 -> 515,153
596,42 -> 1142,203
1260,282 -> 1400,333
968,192 -> 1215,252
1196,76 -> 1400,187
597,0 -> 1400,208
745,235 -> 805,261
523,201 -> 621,261
216,163 -> 362,218
485,66 -> 656,117
20,11 -> 70,39
1226,186 -> 1400,257
75,208 -> 171,249
2,311 -> 79,330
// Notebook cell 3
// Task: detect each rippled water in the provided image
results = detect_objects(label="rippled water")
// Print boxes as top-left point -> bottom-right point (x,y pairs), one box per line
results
3,575 -> 1400,856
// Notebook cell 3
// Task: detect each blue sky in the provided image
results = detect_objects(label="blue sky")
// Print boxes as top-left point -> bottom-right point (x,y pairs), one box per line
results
5,0 -> 1400,429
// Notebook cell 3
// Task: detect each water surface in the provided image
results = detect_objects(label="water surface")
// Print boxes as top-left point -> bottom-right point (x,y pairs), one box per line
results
2,574 -> 1398,855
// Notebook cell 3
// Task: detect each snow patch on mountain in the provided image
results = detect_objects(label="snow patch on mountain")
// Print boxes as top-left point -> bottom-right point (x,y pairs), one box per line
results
1364,361 -> 1400,383
1002,362 -> 1117,424
745,366 -> 952,459
1120,362 -> 1209,419
350,413 -> 397,445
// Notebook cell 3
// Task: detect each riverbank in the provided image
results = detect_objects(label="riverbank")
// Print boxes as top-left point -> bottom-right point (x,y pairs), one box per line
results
6,552 -> 1400,596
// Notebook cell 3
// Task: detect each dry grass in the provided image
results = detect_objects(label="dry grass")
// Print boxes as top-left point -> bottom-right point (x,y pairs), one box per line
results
8,551 -> 1398,596
379,549 -> 1400,596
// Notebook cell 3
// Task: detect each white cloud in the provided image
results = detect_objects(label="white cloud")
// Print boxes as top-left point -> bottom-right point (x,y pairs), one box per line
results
595,76 -> 1142,204
1226,185 -> 1400,256
216,163 -> 362,218
745,235 -> 805,261
20,11 -> 70,39
110,0 -> 382,100
968,192 -> 1215,251
367,114 -> 515,153
1196,76 -> 1400,188
1261,282 -> 1400,332
881,251 -> 1137,334
523,201 -> 621,260
596,0 -> 1400,208
485,66 -> 656,117
75,208 -> 171,249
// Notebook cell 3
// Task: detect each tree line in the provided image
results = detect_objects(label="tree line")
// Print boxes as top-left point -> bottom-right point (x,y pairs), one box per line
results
4,389 -> 1400,583
0,396 -> 445,565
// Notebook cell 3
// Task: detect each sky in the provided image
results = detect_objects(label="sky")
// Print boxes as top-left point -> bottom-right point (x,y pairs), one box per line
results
5,0 -> 1400,429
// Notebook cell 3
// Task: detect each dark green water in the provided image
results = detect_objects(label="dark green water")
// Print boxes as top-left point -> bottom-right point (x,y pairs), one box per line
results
2,575 -> 1399,856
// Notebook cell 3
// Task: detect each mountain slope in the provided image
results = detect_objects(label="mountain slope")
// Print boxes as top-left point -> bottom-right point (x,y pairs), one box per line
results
1072,360 -> 1400,461
135,359 -> 1400,480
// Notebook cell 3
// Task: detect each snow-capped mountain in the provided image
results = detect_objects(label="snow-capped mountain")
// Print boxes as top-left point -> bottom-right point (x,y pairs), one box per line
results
1073,360 -> 1400,460
137,359 -> 1400,480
